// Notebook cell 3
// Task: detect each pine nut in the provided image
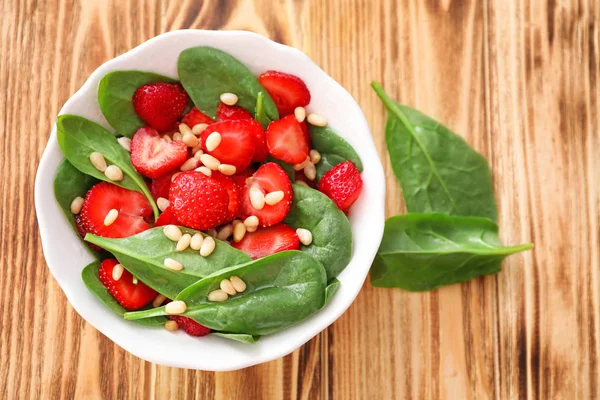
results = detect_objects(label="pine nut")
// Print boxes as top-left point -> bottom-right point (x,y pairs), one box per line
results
165,300 -> 187,314
218,164 -> 236,176
264,191 -> 284,206
132,277 -> 138,285
294,106 -> 306,123
191,143 -> 203,154
179,123 -> 192,136
157,197 -> 170,212
152,294 -> 167,308
164,320 -> 179,331
295,180 -> 309,187
230,276 -> 247,293
200,236 -> 216,256
233,222 -> 246,242
192,123 -> 208,135
216,224 -> 233,241
307,113 -> 327,127
200,154 -> 220,170
171,172 -> 181,182
208,289 -> 229,302
190,233 -> 204,250
90,152 -> 107,172
163,258 -> 183,271
112,263 -> 124,281
293,157 -> 311,171
193,150 -> 204,159
180,158 -> 199,171
182,133 -> 199,147
246,225 -> 258,233
195,166 -> 212,176
117,137 -> 131,152
70,196 -> 84,214
163,135 -> 173,143
309,149 -> 321,164
105,165 -> 123,181
243,216 -> 259,228
220,279 -> 237,295
232,219 -> 242,226
304,162 -> 316,181
296,228 -> 313,245
250,187 -> 265,210
176,234 -> 192,252
173,132 -> 183,141
206,132 -> 222,152
104,209 -> 119,226
206,228 -> 217,237
163,225 -> 183,241
220,92 -> 238,106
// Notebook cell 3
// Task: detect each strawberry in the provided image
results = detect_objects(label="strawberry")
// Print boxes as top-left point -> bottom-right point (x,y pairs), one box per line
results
131,127 -> 188,179
231,166 -> 256,189
300,120 -> 312,147
167,316 -> 211,337
154,207 -> 179,227
200,120 -> 257,171
265,115 -> 309,164
211,171 -> 240,221
216,102 -> 253,121
232,224 -> 299,259
318,161 -> 363,212
79,182 -> 152,239
258,70 -> 311,116
239,163 -> 293,227
150,172 -> 175,200
98,258 -> 158,310
74,215 -> 103,252
132,82 -> 189,132
182,106 -> 215,128
169,171 -> 230,230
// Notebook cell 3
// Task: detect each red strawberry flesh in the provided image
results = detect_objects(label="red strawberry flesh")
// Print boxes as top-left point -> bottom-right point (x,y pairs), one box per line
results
182,106 -> 215,128
258,70 -> 311,116
167,316 -> 211,337
131,127 -> 188,179
200,120 -> 257,171
216,102 -> 253,121
98,258 -> 158,310
266,115 -> 309,164
232,224 -> 299,259
318,161 -> 363,212
132,82 -> 189,132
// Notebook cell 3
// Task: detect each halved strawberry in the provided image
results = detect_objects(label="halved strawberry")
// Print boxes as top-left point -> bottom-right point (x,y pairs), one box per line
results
79,182 -> 152,239
182,106 -> 215,128
154,207 -> 179,227
231,166 -> 257,189
300,120 -> 312,147
216,102 -> 253,121
239,163 -> 293,227
232,224 -> 299,259
169,171 -> 230,230
211,171 -> 240,221
265,115 -> 309,164
200,120 -> 257,171
132,82 -> 189,132
74,215 -> 103,252
318,161 -> 363,212
150,172 -> 175,200
131,127 -> 188,179
98,259 -> 158,310
258,70 -> 311,116
167,316 -> 211,337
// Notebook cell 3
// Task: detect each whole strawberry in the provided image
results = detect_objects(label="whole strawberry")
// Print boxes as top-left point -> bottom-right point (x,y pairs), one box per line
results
132,82 -> 189,132
169,171 -> 230,230
318,161 -> 363,212
167,316 -> 211,337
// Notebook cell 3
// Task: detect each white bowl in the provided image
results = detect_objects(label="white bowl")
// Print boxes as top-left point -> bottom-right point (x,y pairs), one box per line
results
34,30 -> 386,371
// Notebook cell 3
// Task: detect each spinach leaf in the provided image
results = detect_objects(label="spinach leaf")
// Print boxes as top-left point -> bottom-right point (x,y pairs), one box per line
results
212,333 -> 260,344
371,82 -> 497,221
81,261 -> 167,326
178,46 -> 278,120
56,114 -> 159,218
254,92 -> 272,128
85,227 -> 251,299
54,159 -> 104,259
125,251 -> 327,336
284,184 -> 352,280
370,213 -> 533,291
309,125 -> 363,181
323,278 -> 341,308
98,71 -> 177,137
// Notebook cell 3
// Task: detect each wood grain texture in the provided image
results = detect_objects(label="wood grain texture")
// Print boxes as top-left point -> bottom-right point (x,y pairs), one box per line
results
0,0 -> 597,398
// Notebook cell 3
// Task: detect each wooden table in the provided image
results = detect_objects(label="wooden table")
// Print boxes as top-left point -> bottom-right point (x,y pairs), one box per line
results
2,0 -> 598,398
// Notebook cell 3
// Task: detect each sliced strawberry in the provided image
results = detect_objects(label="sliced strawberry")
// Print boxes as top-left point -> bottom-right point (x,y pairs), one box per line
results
154,207 -> 179,227
169,171 -> 230,230
300,120 -> 312,147
232,224 -> 299,259
98,259 -> 158,310
239,163 -> 293,227
74,215 -> 103,252
258,70 -> 311,116
167,315 -> 211,337
200,120 -> 257,171
265,115 -> 309,164
216,102 -> 253,121
150,172 -> 175,200
131,127 -> 188,179
132,82 -> 189,132
318,161 -> 363,212
231,166 -> 257,189
211,171 -> 240,221
182,106 -> 215,128
294,169 -> 316,188
79,182 -> 152,239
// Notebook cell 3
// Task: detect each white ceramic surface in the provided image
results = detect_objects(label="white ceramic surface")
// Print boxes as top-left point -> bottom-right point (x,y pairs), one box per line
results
34,30 -> 386,371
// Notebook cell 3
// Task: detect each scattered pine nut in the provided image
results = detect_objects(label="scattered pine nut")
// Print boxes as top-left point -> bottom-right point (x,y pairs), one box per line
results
182,133 -> 199,147
218,164 -> 236,176
309,149 -> 321,164
220,92 -> 238,106
293,157 -> 311,171
190,233 -> 204,250
206,228 -> 217,237
163,225 -> 183,241
105,165 -> 123,181
230,276 -> 247,293
132,277 -> 138,285
70,196 -> 84,214
180,158 -> 199,171
307,113 -> 327,127
164,320 -> 179,331
294,106 -> 306,123
216,224 -> 233,241
264,191 -> 284,206
157,197 -> 170,212
192,123 -> 208,135
205,132 -> 222,152
90,152 -> 107,172
112,264 -> 124,281
295,180 -> 309,187
232,219 -> 242,226
296,228 -> 313,246
152,294 -> 167,308
165,300 -> 187,315
250,187 -> 265,210
163,135 -> 173,143
200,236 -> 216,256
179,123 -> 192,136
304,162 -> 316,181
220,279 -> 236,296
195,166 -> 212,176
176,234 -> 192,252
233,222 -> 246,242
173,132 -> 183,141
193,150 -> 204,159
243,216 -> 259,228
117,137 -> 131,152
200,154 -> 220,170
208,289 -> 229,302
163,258 -> 183,271
246,225 -> 258,233
171,172 -> 181,182
104,209 -> 119,226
